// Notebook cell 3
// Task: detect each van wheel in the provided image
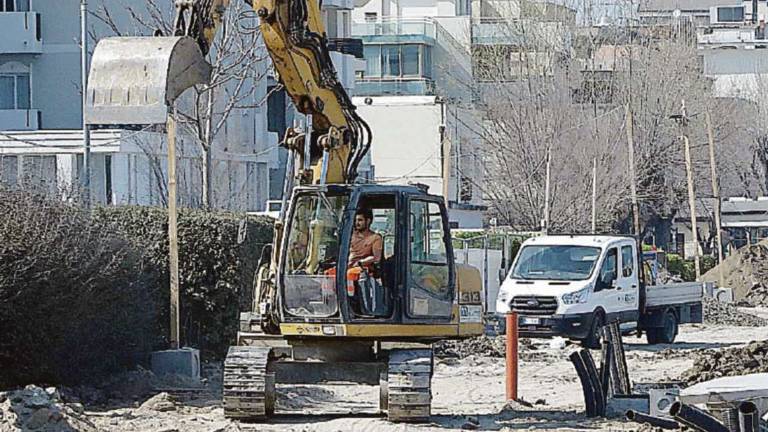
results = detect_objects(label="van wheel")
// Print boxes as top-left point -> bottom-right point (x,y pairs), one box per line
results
646,311 -> 678,345
582,312 -> 604,349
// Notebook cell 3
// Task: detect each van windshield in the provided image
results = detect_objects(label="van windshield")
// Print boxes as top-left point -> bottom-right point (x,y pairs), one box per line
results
511,245 -> 601,281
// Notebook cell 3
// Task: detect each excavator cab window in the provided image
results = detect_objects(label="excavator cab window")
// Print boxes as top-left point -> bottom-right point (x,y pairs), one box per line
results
348,194 -> 396,318
407,199 -> 453,319
282,191 -> 348,318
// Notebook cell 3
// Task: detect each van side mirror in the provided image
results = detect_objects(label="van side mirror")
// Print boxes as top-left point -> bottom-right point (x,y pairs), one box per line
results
498,268 -> 507,284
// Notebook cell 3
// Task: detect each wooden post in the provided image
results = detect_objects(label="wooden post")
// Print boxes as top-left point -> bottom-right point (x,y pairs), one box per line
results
625,104 -> 641,239
543,148 -> 551,234
505,312 -> 518,401
705,111 -> 724,286
681,100 -> 701,280
167,110 -> 181,350
592,157 -> 597,234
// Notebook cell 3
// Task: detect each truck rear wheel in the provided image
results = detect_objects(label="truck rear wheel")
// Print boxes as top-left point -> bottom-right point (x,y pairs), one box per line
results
646,311 -> 678,345
582,311 -> 604,349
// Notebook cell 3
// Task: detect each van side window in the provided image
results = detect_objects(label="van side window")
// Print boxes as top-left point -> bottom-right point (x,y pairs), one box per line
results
621,245 -> 634,278
599,248 -> 617,289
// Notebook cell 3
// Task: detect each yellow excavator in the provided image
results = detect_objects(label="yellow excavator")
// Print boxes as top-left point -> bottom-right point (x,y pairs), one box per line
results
84,0 -> 484,422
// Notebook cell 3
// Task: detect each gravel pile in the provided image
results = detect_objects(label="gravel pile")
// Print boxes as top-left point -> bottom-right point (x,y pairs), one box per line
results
703,297 -> 768,326
434,336 -> 561,361
702,241 -> 768,307
435,335 -> 508,358
679,340 -> 768,386
0,385 -> 96,432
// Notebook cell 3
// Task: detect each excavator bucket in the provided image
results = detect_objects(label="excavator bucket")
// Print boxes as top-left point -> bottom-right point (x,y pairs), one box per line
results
85,36 -> 212,128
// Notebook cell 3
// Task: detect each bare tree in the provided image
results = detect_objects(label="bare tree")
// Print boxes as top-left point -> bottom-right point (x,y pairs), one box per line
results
90,0 -> 273,209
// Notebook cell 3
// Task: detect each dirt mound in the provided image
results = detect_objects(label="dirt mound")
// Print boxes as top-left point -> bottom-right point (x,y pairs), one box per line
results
702,297 -> 768,326
0,385 -> 96,432
702,241 -> 768,306
679,340 -> 768,386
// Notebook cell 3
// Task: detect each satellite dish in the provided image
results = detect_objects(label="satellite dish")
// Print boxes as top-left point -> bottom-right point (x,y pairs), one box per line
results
672,9 -> 681,18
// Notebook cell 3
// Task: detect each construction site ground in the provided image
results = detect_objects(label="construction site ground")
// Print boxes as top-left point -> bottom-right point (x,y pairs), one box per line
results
6,307 -> 759,432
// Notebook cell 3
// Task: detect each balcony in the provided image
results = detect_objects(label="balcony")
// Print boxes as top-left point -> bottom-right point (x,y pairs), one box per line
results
353,78 -> 435,96
0,109 -> 41,131
0,12 -> 42,54
698,26 -> 768,48
353,18 -> 436,45
327,38 -> 364,58
472,19 -> 525,45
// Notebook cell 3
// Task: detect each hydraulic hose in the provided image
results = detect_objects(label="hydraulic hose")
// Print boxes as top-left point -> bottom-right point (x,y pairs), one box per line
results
670,402 -> 730,432
625,410 -> 680,430
738,401 -> 760,432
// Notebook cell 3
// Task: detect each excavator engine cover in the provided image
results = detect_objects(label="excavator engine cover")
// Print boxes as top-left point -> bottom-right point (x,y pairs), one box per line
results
85,36 -> 212,128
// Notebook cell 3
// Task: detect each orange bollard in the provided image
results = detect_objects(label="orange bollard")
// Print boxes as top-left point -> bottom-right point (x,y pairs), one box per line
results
506,312 -> 518,401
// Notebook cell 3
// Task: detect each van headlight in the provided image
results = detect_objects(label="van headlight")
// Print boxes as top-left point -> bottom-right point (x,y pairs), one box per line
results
562,287 -> 590,305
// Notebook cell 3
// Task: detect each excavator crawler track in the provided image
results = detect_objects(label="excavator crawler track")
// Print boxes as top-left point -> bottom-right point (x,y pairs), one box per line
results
385,349 -> 433,422
223,346 -> 275,420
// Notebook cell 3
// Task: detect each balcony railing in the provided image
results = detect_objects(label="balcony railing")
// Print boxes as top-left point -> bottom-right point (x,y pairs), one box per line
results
0,12 -> 42,54
352,17 -> 437,40
327,37 -> 364,58
353,78 -> 435,96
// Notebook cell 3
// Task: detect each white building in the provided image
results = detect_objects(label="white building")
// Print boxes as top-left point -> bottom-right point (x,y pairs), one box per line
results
0,0 -> 363,210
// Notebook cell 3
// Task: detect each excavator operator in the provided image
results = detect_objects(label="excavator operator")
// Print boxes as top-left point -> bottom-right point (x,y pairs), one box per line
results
348,208 -> 383,270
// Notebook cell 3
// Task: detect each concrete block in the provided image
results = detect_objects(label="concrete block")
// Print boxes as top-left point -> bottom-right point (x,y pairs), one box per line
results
151,347 -> 200,380
606,395 -> 649,418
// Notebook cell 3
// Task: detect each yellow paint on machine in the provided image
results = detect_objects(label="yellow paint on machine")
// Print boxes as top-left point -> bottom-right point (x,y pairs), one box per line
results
280,323 -> 482,338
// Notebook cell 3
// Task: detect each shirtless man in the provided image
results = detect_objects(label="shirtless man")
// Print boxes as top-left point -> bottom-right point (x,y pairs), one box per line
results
348,208 -> 383,269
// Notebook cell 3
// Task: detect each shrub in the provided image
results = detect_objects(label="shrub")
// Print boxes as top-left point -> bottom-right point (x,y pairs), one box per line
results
0,190 -> 273,388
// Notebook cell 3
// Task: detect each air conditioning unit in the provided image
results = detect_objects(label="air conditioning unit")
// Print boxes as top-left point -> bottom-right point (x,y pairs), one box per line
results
710,5 -> 745,25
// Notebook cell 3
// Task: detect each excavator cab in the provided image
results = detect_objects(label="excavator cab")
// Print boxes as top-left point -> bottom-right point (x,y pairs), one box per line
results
278,184 -> 458,326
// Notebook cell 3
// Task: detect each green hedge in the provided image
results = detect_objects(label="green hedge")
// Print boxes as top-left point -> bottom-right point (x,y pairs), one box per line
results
92,206 -> 274,357
666,253 -> 716,281
0,190 -> 273,387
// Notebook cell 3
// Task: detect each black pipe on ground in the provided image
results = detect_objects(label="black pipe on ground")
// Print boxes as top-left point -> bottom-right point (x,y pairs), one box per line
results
738,401 -> 759,432
670,402 -> 730,432
569,351 -> 599,417
625,410 -> 680,430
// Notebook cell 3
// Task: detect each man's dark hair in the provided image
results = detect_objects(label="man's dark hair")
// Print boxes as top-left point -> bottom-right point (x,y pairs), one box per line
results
356,207 -> 373,220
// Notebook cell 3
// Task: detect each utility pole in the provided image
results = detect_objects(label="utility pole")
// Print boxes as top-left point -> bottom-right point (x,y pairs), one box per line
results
680,100 -> 701,280
167,109 -> 181,350
542,147 -> 551,234
625,104 -> 641,239
80,0 -> 91,206
591,156 -> 597,234
706,111 -> 724,286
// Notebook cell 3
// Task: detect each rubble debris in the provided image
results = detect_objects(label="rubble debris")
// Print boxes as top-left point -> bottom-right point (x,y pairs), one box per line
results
434,336 -> 547,359
680,340 -> 768,385
702,297 -> 768,327
0,385 -> 97,432
702,241 -> 768,307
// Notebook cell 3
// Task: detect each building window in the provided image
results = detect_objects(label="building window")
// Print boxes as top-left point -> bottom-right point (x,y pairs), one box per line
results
402,45 -> 420,76
1,0 -> 30,12
0,73 -> 30,110
365,12 -> 377,22
363,44 -> 432,79
364,45 -> 381,77
717,6 -> 744,22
